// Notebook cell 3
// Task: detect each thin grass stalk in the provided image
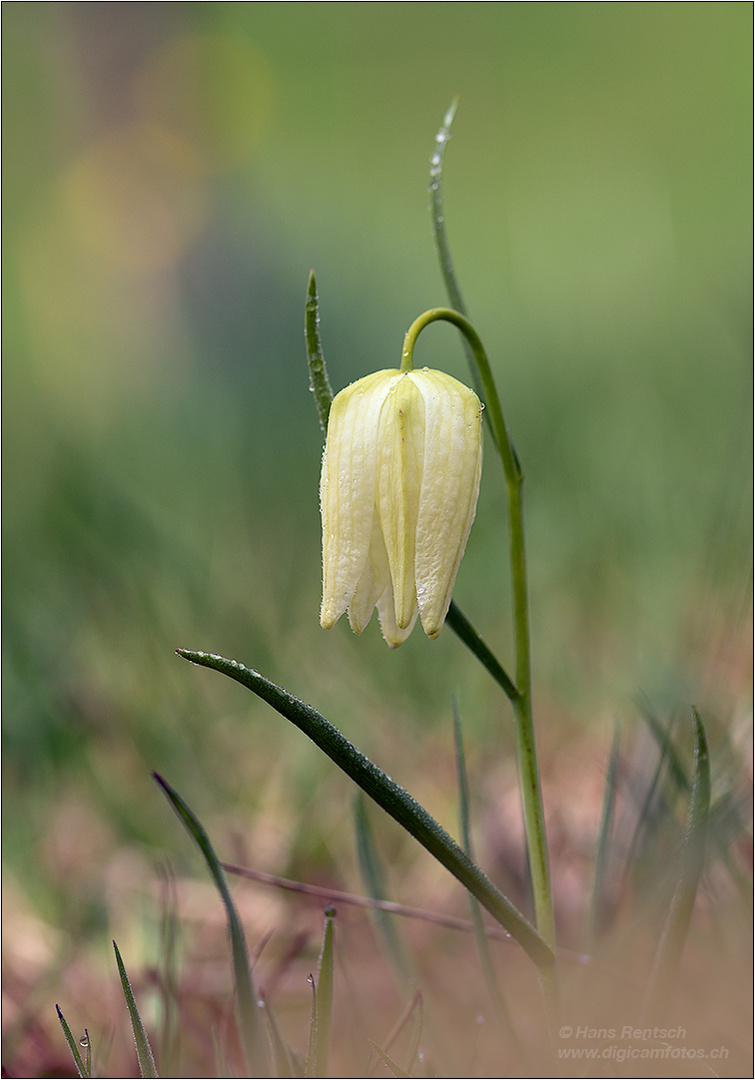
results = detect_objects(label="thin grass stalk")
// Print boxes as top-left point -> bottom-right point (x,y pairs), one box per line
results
112,941 -> 159,1079
153,773 -> 269,1078
56,1006 -> 90,1080
355,792 -> 413,985
312,907 -> 336,1078
643,708 -> 710,1022
305,975 -> 318,1078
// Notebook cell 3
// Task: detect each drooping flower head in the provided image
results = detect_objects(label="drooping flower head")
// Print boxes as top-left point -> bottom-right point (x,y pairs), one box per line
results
320,367 -> 482,647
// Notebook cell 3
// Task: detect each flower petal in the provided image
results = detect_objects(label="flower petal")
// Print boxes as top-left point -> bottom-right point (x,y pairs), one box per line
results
413,371 -> 482,637
375,373 -> 425,629
347,511 -> 392,634
376,582 -> 418,648
320,371 -> 396,629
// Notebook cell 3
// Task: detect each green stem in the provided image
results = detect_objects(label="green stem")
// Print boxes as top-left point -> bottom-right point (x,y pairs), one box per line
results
402,308 -> 555,950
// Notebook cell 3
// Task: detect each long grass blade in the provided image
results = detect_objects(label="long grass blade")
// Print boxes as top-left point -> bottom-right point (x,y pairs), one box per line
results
55,1005 -> 90,1079
176,649 -> 554,971
643,708 -> 710,1021
112,941 -> 159,1079
312,907 -> 336,1078
153,773 -> 269,1077
305,973 -> 318,1078
355,792 -> 413,984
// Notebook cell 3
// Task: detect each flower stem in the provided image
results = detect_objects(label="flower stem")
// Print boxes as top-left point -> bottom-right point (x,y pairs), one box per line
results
402,308 -> 555,951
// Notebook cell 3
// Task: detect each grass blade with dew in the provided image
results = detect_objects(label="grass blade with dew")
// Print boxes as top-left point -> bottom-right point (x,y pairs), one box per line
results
643,708 -> 710,1022
308,906 -> 336,1079
112,941 -> 159,1079
153,773 -> 269,1078
355,791 -> 413,985
55,1006 -> 90,1079
305,270 -> 333,433
453,700 -> 519,1046
176,649 -> 554,972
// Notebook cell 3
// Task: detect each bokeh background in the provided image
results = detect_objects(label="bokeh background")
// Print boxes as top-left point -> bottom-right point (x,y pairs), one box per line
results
3,3 -> 751,1076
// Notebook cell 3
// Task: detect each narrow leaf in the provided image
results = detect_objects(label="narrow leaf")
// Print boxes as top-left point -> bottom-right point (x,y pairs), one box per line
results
445,602 -> 519,703
153,773 -> 269,1077
305,270 -> 333,433
56,1005 -> 90,1079
312,908 -> 336,1078
176,649 -> 554,972
113,941 -> 159,1079
355,793 -> 413,984
305,974 -> 317,1078
643,708 -> 710,1021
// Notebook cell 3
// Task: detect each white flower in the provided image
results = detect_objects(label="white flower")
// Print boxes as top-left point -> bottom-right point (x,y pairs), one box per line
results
320,367 -> 482,647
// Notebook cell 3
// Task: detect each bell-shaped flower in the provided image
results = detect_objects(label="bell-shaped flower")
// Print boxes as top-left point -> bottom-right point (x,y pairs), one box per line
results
320,367 -> 482,647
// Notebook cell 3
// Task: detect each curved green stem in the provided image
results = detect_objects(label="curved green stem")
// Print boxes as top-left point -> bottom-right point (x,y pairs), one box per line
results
402,307 -> 555,950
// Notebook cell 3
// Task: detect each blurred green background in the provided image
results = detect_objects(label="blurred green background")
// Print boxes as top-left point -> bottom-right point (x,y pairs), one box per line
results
2,0 -> 751,1058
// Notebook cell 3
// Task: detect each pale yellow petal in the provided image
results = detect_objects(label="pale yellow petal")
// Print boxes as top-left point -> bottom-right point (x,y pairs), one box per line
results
413,370 -> 482,637
375,373 -> 425,629
376,584 -> 419,648
347,511 -> 392,634
320,371 -> 396,629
